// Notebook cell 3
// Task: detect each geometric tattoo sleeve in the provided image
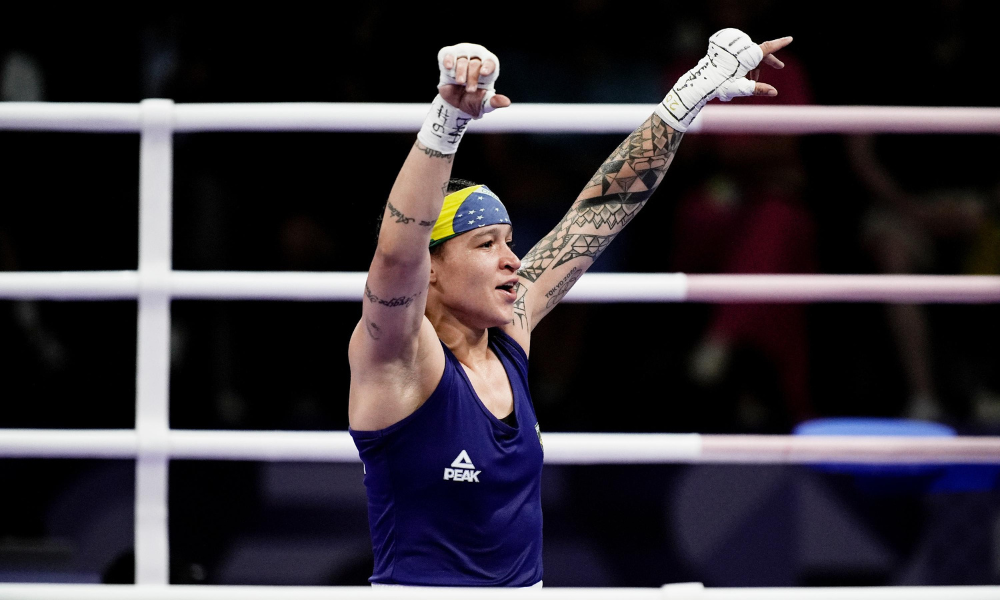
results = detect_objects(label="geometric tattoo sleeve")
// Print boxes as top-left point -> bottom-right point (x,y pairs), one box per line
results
514,114 -> 684,329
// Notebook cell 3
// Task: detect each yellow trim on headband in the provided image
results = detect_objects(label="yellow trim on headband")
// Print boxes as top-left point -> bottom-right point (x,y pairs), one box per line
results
430,185 -> 480,245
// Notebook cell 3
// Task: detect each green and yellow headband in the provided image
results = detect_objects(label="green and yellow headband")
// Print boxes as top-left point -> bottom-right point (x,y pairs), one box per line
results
430,185 -> 511,248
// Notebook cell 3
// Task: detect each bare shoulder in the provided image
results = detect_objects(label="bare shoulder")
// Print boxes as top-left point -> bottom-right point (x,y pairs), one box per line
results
348,316 -> 446,431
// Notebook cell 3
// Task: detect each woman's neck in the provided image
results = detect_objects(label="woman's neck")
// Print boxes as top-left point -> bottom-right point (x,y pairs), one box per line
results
426,307 -> 491,363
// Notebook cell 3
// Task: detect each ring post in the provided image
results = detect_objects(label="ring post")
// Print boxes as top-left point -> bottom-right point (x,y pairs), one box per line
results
135,98 -> 174,585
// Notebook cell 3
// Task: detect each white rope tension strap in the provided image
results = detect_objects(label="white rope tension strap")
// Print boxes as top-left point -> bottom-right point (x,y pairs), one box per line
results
3,430 -> 1000,464
2,103 -> 1000,134
1,584 -> 1000,600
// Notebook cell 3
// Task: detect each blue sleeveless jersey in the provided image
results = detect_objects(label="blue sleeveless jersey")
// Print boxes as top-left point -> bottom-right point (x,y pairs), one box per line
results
349,328 -> 544,586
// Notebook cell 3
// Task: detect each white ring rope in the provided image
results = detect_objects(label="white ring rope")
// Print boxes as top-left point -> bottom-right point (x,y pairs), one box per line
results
2,103 -> 1000,134
1,584 -> 999,600
2,430 -> 1000,464
2,272 -> 999,303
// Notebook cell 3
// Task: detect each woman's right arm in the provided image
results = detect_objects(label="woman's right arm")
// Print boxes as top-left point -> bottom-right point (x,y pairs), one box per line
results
349,44 -> 509,429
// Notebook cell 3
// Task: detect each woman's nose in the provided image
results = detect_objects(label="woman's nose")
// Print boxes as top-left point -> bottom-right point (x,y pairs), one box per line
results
503,246 -> 521,271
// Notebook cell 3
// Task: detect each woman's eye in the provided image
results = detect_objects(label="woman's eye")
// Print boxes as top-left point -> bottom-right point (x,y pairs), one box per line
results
481,241 -> 493,248
507,240 -> 515,250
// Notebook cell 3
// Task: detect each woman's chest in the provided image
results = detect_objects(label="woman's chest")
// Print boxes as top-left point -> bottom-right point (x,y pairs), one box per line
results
461,358 -> 514,418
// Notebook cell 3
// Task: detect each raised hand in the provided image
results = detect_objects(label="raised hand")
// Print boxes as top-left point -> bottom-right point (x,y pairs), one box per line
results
749,36 -> 794,96
436,43 -> 510,118
656,29 -> 793,131
417,43 -> 510,154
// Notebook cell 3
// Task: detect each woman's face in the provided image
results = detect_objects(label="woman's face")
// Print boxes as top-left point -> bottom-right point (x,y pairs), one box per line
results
430,224 -> 520,329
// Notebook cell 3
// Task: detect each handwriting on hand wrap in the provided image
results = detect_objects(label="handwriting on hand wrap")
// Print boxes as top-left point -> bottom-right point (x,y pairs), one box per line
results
429,104 -> 471,145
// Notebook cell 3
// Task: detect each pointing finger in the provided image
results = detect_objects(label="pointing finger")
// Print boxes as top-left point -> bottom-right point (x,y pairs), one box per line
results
758,36 -> 793,60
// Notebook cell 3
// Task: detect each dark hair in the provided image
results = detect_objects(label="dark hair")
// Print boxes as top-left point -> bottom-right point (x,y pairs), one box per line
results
376,179 -> 482,254
446,178 -> 479,194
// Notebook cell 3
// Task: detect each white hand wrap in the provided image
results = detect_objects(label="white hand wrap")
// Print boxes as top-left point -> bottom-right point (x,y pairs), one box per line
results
655,28 -> 764,132
436,42 -> 501,119
416,94 -> 474,155
416,43 -> 502,154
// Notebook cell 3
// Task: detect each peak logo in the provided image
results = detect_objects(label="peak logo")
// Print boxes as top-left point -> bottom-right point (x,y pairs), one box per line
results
443,450 -> 481,483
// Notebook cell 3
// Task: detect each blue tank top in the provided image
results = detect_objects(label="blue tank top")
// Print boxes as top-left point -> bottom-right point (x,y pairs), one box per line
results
349,328 -> 544,586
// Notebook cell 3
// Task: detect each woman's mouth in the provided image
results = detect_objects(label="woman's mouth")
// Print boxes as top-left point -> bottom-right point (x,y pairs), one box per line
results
496,282 -> 517,302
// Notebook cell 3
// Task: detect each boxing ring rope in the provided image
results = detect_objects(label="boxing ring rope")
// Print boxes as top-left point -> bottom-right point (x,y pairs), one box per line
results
1,101 -> 998,592
4,429 -> 1000,464
3,271 -> 1000,303
3,102 -> 1000,133
1,583 -> 1000,600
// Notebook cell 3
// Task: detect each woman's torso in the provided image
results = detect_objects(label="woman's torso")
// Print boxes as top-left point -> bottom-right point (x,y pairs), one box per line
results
349,328 -> 544,587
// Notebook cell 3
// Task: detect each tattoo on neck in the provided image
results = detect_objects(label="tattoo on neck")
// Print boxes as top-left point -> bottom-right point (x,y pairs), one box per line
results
415,140 -> 455,163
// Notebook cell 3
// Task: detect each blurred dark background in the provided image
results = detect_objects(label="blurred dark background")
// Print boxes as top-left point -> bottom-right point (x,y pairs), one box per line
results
2,0 -> 999,588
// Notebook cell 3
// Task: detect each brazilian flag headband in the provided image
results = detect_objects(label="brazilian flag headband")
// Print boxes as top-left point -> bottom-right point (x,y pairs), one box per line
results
429,185 -> 511,248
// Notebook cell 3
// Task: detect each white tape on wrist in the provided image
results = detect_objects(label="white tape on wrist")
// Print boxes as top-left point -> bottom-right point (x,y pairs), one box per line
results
416,94 -> 474,155
655,28 -> 763,132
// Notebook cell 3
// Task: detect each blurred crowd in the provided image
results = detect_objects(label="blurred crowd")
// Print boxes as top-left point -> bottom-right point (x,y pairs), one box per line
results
2,0 -> 1000,585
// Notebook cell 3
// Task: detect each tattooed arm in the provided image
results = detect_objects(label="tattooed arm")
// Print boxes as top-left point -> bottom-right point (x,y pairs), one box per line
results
359,140 -> 453,354
348,140 -> 457,431
350,45 -> 511,431
502,114 -> 683,351
358,49 -> 508,361
503,31 -> 793,354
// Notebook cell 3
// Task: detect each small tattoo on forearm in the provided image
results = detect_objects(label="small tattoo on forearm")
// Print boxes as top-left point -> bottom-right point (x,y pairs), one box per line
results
364,317 -> 382,340
544,267 -> 583,308
385,201 -> 434,227
387,201 -> 414,224
365,283 -> 418,308
415,140 -> 454,163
